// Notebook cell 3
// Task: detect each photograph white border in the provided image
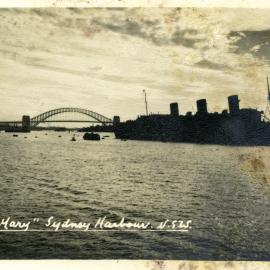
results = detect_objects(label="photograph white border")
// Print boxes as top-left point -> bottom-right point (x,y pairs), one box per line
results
0,1 -> 269,269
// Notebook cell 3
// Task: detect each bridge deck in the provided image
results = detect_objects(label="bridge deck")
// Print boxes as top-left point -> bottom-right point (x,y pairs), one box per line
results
0,120 -> 112,124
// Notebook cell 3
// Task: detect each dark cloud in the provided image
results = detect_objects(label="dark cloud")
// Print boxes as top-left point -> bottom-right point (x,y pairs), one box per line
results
67,8 -> 83,14
31,9 -> 57,17
100,19 -> 143,37
195,59 -> 229,71
229,30 -> 270,61
92,18 -> 165,44
171,28 -> 204,47
94,18 -> 204,48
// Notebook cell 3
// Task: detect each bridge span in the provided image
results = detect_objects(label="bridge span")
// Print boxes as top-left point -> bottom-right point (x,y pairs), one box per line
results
31,107 -> 113,126
0,107 -> 119,132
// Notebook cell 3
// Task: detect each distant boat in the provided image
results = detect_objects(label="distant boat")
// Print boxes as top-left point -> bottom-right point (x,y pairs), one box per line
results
71,136 -> 76,142
83,132 -> 100,141
13,134 -> 18,137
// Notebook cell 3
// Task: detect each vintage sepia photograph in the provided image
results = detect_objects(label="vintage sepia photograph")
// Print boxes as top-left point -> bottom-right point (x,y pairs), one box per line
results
0,2 -> 269,265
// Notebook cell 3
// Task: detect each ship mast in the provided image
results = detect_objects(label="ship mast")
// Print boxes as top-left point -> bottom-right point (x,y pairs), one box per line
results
143,89 -> 149,115
267,76 -> 270,102
263,76 -> 270,121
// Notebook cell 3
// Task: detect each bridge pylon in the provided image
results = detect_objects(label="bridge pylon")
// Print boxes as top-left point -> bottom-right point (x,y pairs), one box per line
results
22,115 -> 31,132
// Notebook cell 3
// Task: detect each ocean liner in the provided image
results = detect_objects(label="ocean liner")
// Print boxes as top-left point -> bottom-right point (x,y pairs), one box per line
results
113,94 -> 270,146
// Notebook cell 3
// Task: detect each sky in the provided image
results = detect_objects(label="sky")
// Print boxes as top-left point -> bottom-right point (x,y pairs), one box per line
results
1,8 -> 270,121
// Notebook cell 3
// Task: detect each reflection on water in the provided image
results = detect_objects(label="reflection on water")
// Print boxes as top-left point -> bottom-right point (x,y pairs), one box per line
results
0,131 -> 269,259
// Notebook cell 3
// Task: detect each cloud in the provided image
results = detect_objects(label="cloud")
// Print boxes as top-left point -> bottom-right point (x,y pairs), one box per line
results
195,59 -> 230,71
229,30 -> 270,62
97,19 -> 204,47
92,10 -> 205,48
170,28 -> 205,47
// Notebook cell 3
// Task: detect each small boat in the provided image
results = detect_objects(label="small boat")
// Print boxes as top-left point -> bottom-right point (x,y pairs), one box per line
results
58,135 -> 62,138
71,136 -> 76,142
83,132 -> 100,141
13,134 -> 18,137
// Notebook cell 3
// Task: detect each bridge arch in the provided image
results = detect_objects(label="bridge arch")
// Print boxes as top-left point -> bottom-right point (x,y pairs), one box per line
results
30,107 -> 112,127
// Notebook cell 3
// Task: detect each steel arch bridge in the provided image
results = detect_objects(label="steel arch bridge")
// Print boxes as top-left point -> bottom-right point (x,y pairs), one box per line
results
30,107 -> 112,127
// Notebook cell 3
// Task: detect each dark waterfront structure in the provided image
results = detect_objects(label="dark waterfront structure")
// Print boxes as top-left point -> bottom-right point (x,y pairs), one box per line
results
78,125 -> 113,132
114,95 -> 270,145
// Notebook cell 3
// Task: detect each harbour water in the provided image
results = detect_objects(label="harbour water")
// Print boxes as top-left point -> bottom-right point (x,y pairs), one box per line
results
0,131 -> 269,259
